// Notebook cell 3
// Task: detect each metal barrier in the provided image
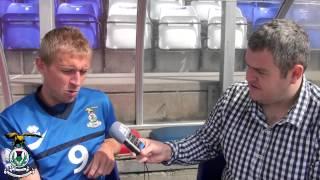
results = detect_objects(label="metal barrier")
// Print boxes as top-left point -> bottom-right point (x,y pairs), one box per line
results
0,39 -> 13,107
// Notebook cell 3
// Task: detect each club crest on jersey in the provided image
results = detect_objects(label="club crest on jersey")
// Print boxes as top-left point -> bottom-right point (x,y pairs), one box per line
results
3,132 -> 41,178
85,107 -> 101,128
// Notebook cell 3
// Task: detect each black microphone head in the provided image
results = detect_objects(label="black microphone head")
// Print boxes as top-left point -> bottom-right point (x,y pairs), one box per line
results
109,121 -> 130,143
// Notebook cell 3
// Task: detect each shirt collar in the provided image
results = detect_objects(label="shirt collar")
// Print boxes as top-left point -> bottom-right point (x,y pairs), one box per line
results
248,76 -> 310,128
35,85 -> 76,119
285,75 -> 310,127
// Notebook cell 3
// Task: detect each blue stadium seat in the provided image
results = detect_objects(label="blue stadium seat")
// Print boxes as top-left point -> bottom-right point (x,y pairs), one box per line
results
0,0 -> 12,17
285,2 -> 320,49
23,0 -> 38,4
253,2 -> 281,30
2,3 -> 40,49
149,125 -> 202,142
0,0 -> 12,41
237,1 -> 256,22
22,0 -> 39,14
67,0 -> 102,18
56,3 -> 99,48
306,28 -> 320,49
286,2 -> 320,24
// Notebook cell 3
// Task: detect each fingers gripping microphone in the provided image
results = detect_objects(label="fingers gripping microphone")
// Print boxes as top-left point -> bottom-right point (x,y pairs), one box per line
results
109,122 -> 145,155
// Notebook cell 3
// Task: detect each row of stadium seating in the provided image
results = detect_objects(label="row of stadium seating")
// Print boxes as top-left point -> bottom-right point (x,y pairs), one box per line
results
0,0 -> 319,50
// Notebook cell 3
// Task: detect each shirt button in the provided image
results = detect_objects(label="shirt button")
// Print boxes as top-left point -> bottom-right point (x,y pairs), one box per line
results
254,153 -> 264,159
264,129 -> 271,135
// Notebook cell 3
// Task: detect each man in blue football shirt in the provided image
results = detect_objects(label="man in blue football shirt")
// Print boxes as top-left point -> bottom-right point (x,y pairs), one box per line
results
0,27 -> 121,179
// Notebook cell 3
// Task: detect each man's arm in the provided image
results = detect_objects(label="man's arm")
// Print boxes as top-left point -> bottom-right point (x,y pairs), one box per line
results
83,138 -> 121,179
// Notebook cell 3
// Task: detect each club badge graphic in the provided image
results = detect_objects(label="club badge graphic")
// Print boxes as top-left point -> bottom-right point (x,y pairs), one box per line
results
85,107 -> 101,128
4,132 -> 41,178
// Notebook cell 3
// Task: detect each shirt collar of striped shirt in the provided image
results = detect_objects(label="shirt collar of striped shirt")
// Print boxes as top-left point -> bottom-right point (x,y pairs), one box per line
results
247,76 -> 309,128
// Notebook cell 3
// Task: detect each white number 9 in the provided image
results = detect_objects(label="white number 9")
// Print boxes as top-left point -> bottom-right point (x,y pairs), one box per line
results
68,145 -> 89,174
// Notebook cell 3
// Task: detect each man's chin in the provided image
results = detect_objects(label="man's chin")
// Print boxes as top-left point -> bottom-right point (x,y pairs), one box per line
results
63,96 -> 76,103
249,93 -> 260,102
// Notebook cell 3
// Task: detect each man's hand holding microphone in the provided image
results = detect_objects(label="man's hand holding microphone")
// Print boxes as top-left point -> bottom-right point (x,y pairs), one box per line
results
109,122 -> 172,163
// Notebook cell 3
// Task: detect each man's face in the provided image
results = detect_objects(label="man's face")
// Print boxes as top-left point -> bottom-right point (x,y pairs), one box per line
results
37,52 -> 91,106
245,48 -> 292,105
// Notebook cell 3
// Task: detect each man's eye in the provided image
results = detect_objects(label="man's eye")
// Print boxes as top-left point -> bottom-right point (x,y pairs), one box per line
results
62,69 -> 74,73
257,70 -> 266,75
80,70 -> 88,75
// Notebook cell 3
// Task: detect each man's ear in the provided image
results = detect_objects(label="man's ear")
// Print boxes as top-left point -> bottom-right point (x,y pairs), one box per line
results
35,57 -> 45,74
290,64 -> 304,84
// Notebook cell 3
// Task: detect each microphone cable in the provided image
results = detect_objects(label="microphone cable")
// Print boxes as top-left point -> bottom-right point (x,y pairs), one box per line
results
143,162 -> 150,180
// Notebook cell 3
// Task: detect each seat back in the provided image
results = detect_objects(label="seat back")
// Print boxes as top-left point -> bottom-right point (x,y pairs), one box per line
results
253,2 -> 280,30
108,0 -> 137,17
2,3 -> 39,49
56,3 -> 99,48
237,1 -> 256,22
56,3 -> 97,20
158,6 -> 201,49
149,0 -> 182,21
305,27 -> 320,49
190,1 -> 221,21
150,125 -> 202,142
67,0 -> 102,18
286,2 -> 320,24
0,0 -> 12,40
285,2 -> 320,49
106,3 -> 152,49
106,15 -> 137,49
207,7 -> 247,49
0,0 -> 12,17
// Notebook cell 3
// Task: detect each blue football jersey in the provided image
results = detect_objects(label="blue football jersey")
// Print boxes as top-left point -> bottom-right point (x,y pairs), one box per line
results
0,88 -> 119,179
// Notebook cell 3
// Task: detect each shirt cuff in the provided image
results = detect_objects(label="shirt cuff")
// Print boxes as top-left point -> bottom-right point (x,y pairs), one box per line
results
161,141 -> 177,165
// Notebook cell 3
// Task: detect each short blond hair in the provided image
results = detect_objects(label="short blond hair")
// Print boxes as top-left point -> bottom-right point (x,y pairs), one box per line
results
39,27 -> 92,65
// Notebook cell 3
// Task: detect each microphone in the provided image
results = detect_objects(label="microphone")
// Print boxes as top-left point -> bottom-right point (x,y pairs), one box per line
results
109,121 -> 145,155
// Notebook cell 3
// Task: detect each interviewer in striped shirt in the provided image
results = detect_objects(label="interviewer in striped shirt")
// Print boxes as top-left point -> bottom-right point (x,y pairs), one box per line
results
138,19 -> 320,179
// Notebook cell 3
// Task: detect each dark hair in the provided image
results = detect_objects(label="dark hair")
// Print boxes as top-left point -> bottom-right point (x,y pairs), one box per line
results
248,19 -> 310,77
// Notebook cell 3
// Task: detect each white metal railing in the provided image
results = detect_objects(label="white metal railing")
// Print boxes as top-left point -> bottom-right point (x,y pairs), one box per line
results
0,40 -> 13,107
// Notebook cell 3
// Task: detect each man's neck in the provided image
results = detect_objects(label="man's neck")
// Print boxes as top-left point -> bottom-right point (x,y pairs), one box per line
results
263,79 -> 302,126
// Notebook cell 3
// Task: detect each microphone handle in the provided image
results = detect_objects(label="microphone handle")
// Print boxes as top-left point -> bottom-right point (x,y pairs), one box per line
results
124,140 -> 141,155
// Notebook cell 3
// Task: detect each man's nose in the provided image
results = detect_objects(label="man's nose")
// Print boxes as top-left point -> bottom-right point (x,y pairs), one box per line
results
246,67 -> 256,82
70,71 -> 81,86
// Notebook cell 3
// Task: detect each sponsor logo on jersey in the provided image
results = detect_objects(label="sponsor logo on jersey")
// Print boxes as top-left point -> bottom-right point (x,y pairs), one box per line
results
3,132 -> 41,178
85,107 -> 102,128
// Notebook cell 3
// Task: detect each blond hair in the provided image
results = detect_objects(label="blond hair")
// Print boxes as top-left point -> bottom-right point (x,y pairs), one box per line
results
39,27 -> 92,65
